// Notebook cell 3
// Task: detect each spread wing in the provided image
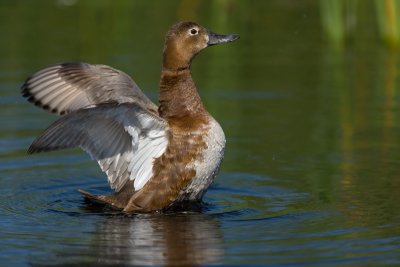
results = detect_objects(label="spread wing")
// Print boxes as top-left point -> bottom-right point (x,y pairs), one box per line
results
21,62 -> 158,115
28,103 -> 168,192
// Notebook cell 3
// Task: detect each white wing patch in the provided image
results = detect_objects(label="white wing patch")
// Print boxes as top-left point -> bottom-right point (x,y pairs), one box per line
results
99,109 -> 168,192
124,112 -> 168,191
129,132 -> 167,190
27,103 -> 169,192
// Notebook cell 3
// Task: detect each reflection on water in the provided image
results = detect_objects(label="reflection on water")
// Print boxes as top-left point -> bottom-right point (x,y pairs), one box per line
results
88,213 -> 222,266
1,0 -> 400,266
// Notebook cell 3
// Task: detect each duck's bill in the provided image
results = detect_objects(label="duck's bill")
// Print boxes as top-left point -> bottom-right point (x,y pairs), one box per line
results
207,31 -> 240,46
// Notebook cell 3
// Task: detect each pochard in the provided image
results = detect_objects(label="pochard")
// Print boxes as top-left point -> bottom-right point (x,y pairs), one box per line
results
21,21 -> 239,213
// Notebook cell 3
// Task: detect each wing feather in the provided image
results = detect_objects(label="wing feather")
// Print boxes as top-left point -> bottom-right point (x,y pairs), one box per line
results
29,103 -> 168,192
21,62 -> 158,115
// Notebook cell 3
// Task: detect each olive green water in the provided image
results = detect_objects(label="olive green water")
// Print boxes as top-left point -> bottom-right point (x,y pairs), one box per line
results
1,1 -> 400,266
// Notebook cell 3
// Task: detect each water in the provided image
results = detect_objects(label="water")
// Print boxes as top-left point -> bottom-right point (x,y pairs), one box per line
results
1,1 -> 400,266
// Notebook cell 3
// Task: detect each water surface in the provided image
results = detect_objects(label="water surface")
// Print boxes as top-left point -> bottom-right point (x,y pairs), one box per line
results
1,1 -> 399,266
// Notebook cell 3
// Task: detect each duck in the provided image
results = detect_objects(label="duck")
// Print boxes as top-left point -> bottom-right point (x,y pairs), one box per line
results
21,21 -> 239,213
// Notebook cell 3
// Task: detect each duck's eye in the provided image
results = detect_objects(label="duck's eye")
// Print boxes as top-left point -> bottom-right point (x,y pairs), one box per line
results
189,28 -> 198,35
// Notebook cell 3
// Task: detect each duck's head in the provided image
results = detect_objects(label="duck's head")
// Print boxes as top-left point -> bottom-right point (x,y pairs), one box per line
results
163,21 -> 240,71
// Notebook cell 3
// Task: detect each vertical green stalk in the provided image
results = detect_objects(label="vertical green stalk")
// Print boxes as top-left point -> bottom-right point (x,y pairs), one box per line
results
320,0 -> 344,46
375,0 -> 400,48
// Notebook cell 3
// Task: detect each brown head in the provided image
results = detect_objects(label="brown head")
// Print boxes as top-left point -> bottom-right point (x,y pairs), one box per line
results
163,21 -> 240,71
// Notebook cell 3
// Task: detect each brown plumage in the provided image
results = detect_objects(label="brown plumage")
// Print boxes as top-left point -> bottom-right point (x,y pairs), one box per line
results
22,21 -> 239,213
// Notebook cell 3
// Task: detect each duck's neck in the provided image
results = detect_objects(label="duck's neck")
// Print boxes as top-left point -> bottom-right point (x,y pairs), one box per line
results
158,67 -> 205,121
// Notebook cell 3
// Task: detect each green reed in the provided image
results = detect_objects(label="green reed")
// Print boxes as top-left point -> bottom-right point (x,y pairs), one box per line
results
320,0 -> 400,48
375,0 -> 400,47
320,0 -> 345,45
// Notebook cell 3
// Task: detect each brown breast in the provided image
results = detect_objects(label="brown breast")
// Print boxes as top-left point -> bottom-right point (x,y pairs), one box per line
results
123,67 -> 211,212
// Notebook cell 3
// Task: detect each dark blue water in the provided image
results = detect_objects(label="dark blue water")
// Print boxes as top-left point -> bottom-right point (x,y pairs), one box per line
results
1,1 -> 400,266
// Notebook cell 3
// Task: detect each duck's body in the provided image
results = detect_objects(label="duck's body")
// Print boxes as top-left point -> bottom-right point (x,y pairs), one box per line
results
22,21 -> 239,213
